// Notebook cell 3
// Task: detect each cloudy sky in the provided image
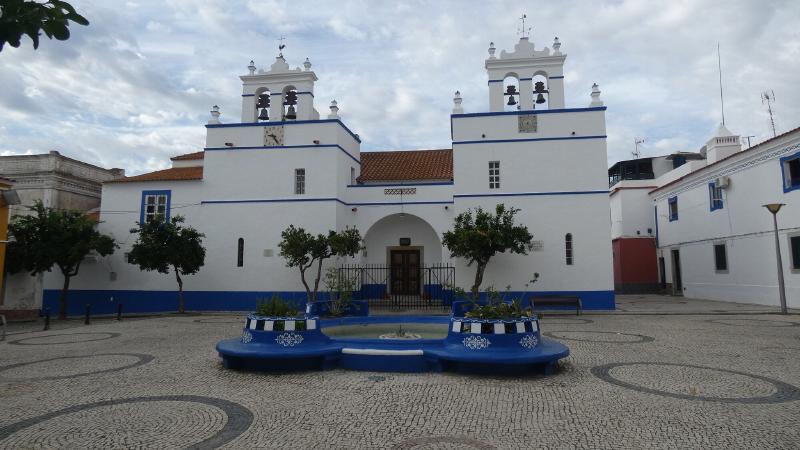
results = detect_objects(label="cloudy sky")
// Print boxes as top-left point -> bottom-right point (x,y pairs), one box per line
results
1,0 -> 798,175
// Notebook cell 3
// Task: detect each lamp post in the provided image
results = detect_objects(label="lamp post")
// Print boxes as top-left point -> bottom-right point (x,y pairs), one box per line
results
763,203 -> 788,314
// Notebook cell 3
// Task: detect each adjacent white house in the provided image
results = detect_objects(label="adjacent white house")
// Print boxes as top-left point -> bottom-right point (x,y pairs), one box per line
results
39,35 -> 615,314
610,122 -> 800,309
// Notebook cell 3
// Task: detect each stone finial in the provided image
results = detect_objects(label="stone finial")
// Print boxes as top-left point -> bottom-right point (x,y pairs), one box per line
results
328,99 -> 340,119
589,83 -> 603,107
209,105 -> 221,124
488,42 -> 496,59
247,60 -> 256,75
552,37 -> 561,56
303,57 -> 312,71
452,91 -> 464,114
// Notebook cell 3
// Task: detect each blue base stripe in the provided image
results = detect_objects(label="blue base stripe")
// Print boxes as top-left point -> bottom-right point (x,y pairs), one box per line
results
43,289 -> 615,316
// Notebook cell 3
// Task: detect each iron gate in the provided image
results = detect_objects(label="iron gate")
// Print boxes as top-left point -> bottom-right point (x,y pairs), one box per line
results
337,264 -> 455,311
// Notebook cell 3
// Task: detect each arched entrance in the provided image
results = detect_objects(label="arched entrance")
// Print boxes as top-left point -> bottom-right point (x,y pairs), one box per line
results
356,213 -> 453,309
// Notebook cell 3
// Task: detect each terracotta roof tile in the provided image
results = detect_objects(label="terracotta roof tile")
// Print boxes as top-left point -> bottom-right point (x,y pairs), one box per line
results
359,149 -> 452,182
170,151 -> 205,161
106,166 -> 203,183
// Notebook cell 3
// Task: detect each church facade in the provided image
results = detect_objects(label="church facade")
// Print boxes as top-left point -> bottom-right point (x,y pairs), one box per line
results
41,35 -> 615,314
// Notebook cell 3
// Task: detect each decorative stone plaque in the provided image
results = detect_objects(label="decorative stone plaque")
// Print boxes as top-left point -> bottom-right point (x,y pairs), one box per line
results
531,240 -> 544,251
518,114 -> 537,133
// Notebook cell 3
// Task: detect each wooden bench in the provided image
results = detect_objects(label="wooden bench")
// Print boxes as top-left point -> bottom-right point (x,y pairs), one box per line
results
531,296 -> 582,315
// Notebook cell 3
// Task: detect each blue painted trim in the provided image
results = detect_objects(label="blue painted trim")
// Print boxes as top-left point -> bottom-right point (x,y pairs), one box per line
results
200,198 -> 453,206
451,106 -> 606,118
241,93 -> 255,97
488,79 -> 503,83
708,182 -> 723,211
453,135 -> 606,145
203,144 -> 361,165
296,91 -> 313,97
454,190 -> 608,199
349,200 -> 454,206
779,150 -> 800,193
43,289 -> 614,315
139,190 -> 171,224
549,76 -> 565,79
204,144 -> 360,165
202,197 -> 343,205
668,196 -> 678,222
520,77 -> 532,81
206,119 -> 361,144
347,182 -> 453,188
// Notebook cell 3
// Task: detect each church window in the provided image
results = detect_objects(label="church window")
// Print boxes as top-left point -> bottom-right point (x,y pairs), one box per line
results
237,238 -> 244,267
565,233 -> 574,265
140,190 -> 170,223
780,152 -> 800,192
295,168 -> 306,194
489,161 -> 500,189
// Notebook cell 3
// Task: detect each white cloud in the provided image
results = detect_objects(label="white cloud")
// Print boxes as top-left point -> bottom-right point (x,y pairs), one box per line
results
0,0 -> 798,175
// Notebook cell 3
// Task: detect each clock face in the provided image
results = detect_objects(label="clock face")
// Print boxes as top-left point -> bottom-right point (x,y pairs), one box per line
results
518,114 -> 537,133
263,125 -> 285,146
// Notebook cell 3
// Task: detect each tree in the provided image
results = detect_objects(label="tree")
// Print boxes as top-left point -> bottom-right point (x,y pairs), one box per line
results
442,204 -> 534,298
127,215 -> 205,314
6,200 -> 116,319
278,225 -> 362,304
0,0 -> 89,52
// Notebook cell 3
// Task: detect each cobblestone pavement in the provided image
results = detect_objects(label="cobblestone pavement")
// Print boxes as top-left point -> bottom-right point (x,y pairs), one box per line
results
1,296 -> 799,449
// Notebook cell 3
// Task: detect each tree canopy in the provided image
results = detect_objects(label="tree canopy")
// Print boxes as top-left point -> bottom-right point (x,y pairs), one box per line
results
278,225 -> 362,304
127,215 -> 205,314
6,200 -> 116,318
442,204 -> 533,297
0,0 -> 89,52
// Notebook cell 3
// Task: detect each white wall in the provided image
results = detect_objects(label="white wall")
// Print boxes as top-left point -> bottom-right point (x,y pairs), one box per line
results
653,130 -> 800,307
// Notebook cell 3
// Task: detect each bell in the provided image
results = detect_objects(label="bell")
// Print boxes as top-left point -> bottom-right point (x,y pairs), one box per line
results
535,93 -> 546,104
505,85 -> 518,95
258,108 -> 269,121
256,94 -> 270,108
507,95 -> 517,106
285,105 -> 297,120
534,81 -> 546,93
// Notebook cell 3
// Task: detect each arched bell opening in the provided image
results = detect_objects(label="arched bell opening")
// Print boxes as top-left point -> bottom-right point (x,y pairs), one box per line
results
255,87 -> 271,122
503,73 -> 520,112
532,72 -> 549,110
282,85 -> 298,120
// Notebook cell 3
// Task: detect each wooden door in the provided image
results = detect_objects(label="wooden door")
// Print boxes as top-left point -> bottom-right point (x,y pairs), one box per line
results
390,250 -> 421,295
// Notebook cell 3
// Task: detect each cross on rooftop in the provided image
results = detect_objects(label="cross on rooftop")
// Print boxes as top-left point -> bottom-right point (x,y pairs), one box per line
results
518,14 -> 531,39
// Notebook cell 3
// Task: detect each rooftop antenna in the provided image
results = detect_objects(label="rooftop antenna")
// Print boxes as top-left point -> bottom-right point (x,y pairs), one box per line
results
717,43 -> 726,126
761,90 -> 777,137
517,14 -> 531,39
633,137 -> 645,159
277,36 -> 286,57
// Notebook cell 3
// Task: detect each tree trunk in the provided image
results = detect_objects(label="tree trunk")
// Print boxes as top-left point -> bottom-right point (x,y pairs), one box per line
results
471,262 -> 487,301
299,264 -> 313,304
174,267 -> 184,314
312,258 -> 325,303
58,275 -> 71,320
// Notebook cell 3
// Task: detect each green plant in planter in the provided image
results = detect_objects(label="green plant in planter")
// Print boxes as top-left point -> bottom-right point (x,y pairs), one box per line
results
255,294 -> 299,317
450,275 -> 539,320
323,267 -> 359,317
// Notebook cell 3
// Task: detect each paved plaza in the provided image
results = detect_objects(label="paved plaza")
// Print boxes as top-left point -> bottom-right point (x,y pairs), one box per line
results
1,295 -> 799,449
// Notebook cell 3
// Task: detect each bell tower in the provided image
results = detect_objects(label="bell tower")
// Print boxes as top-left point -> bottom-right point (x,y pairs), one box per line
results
486,32 -> 566,112
239,45 -> 319,123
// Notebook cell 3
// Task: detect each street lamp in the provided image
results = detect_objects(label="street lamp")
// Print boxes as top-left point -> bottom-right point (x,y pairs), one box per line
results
763,203 -> 788,314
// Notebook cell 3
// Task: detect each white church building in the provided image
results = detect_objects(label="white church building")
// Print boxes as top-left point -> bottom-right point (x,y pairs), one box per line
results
39,35 -> 615,315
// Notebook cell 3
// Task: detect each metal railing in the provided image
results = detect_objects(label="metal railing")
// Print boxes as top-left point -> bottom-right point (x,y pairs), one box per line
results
337,264 -> 455,311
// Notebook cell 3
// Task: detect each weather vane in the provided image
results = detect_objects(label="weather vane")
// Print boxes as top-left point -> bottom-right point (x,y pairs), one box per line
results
278,36 -> 286,57
517,14 -> 531,39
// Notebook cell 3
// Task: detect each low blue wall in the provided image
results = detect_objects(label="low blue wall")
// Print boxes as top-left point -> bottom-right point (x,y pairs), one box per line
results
43,289 -> 615,316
